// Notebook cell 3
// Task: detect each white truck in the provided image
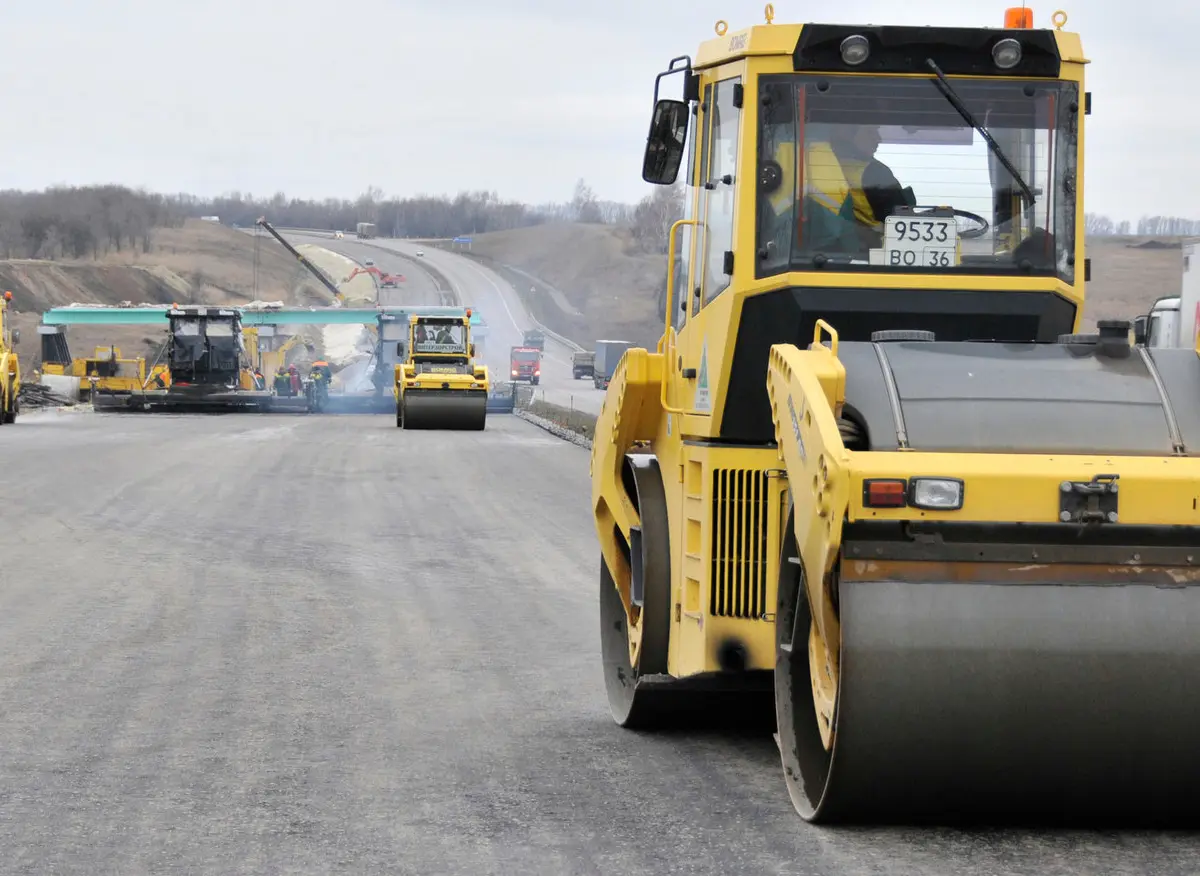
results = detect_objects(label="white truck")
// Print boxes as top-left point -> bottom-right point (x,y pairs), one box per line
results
356,222 -> 376,240
1135,239 -> 1200,348
592,339 -> 632,390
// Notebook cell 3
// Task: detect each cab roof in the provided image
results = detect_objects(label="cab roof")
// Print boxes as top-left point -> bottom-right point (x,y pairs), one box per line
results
693,18 -> 1086,71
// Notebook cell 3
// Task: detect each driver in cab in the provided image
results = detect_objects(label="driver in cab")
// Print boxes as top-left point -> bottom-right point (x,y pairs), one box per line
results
804,124 -> 914,254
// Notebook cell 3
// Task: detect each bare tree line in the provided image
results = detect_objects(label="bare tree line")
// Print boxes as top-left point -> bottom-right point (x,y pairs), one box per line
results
1085,213 -> 1200,237
0,185 -> 188,260
0,177 -> 688,263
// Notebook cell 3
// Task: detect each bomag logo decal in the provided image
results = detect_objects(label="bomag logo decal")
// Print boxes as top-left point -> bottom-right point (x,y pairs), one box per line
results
729,33 -> 747,51
787,394 -> 806,461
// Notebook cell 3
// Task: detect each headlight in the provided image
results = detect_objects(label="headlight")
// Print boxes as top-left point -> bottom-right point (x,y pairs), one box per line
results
840,34 -> 870,66
992,38 -> 1022,69
909,478 -> 964,511
861,477 -> 964,511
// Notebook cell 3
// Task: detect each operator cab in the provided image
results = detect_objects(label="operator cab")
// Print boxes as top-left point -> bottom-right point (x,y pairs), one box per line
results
410,316 -> 474,374
641,8 -> 1087,442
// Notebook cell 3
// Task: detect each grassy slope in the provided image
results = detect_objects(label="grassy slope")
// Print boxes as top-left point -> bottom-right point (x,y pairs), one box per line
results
438,223 -> 1183,348
4,219 -> 339,371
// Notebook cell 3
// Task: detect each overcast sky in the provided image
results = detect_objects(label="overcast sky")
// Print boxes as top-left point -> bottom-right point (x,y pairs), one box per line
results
0,1 -> 1188,220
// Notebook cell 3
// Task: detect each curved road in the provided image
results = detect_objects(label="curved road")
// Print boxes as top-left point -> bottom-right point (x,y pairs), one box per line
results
288,232 -> 602,415
0,409 -> 1189,873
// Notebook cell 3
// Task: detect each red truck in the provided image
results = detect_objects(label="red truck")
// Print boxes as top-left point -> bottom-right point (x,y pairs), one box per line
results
509,346 -> 541,385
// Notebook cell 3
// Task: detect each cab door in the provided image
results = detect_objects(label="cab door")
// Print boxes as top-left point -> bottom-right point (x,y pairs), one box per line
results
682,75 -> 742,415
663,86 -> 705,412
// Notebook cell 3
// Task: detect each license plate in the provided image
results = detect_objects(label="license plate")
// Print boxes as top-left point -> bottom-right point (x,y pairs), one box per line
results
883,216 -> 956,268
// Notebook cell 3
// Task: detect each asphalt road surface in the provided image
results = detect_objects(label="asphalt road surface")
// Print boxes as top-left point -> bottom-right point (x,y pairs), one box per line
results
287,232 -> 603,415
0,407 -> 1193,874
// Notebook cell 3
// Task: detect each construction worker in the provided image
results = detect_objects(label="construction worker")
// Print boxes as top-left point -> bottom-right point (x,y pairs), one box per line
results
802,124 -> 912,253
288,363 -> 301,395
308,361 -> 329,409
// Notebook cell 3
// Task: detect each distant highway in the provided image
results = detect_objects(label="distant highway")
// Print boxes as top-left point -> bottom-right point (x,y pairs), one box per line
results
285,231 -> 603,415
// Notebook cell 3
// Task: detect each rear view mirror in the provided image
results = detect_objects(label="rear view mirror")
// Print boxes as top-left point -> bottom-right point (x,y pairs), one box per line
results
10,328 -> 18,345
1132,315 -> 1148,346
642,99 -> 689,185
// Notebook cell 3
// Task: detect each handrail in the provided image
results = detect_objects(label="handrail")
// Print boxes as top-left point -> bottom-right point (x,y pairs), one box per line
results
661,218 -> 701,416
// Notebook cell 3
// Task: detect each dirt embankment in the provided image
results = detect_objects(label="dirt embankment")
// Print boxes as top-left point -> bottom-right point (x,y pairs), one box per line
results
431,223 -> 664,350
429,223 -> 1185,347
3,219 -> 341,371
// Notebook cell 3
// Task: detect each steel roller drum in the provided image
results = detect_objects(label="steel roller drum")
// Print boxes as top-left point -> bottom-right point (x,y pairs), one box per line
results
778,337 -> 1200,825
783,562 -> 1200,824
401,389 -> 487,430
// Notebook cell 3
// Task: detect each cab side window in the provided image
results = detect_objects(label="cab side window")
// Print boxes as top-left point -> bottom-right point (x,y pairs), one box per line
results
697,77 -> 741,313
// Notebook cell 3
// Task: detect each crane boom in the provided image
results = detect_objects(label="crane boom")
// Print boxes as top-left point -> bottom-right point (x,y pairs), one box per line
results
254,217 -> 345,304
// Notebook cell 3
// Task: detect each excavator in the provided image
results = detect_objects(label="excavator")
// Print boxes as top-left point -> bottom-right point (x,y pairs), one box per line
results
0,291 -> 20,424
242,326 -> 315,382
591,7 -> 1200,825
345,263 -> 404,289
395,309 -> 488,429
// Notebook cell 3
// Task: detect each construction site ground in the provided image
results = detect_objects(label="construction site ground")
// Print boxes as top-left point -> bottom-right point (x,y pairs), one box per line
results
1,409 -> 1190,875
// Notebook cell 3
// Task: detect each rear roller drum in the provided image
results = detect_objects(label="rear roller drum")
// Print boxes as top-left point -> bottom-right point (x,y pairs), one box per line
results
600,457 -> 673,729
2,377 -> 16,424
601,456 -> 773,731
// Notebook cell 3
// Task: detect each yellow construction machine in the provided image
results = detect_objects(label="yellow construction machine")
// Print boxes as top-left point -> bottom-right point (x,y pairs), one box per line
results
0,291 -> 20,423
38,338 -> 168,401
591,7 -> 1200,825
242,326 -> 315,382
394,309 -> 488,429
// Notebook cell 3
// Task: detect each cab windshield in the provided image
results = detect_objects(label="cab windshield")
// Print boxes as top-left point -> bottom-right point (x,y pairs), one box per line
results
756,74 -> 1078,280
511,350 -> 539,362
412,322 -> 466,354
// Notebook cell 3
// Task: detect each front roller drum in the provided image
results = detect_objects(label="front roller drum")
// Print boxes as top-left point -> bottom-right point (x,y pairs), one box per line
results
400,389 -> 487,430
775,509 -> 1200,825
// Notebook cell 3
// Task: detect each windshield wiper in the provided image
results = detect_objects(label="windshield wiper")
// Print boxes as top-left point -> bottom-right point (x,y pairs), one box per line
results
925,58 -> 1037,207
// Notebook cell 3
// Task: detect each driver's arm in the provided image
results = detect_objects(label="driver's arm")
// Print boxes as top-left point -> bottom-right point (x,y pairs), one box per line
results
861,158 -> 915,223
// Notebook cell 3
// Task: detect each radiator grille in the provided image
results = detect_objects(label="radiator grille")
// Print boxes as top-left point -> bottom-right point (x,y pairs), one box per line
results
710,468 -> 770,619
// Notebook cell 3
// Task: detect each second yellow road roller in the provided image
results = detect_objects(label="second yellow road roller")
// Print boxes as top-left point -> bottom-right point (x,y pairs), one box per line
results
395,310 -> 489,430
590,6 -> 1200,824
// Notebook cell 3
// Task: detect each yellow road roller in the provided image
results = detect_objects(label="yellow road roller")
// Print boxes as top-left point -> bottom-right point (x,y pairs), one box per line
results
395,310 -> 488,430
0,290 -> 20,424
590,6 -> 1200,824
